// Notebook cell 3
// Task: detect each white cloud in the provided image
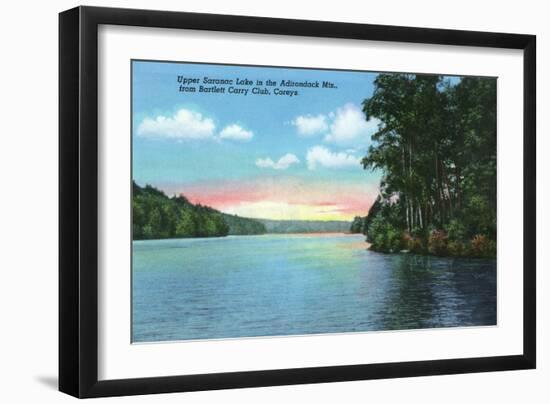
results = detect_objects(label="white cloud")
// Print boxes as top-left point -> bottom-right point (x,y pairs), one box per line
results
290,104 -> 379,146
136,109 -> 255,142
306,146 -> 361,170
256,153 -> 300,170
219,124 -> 254,141
324,103 -> 379,146
291,114 -> 328,136
137,108 -> 216,140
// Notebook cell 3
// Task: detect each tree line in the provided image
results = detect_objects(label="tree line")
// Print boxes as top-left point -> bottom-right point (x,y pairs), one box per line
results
132,182 -> 266,240
357,74 -> 497,258
260,219 -> 350,234
222,213 -> 268,235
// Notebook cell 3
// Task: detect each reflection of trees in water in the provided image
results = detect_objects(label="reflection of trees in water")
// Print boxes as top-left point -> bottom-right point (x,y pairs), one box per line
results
379,254 -> 496,330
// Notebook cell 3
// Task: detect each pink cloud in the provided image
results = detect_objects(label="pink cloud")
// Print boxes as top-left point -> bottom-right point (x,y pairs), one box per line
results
160,177 -> 378,220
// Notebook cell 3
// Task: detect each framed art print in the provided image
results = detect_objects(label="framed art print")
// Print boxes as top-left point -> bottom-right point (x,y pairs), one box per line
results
59,6 -> 536,398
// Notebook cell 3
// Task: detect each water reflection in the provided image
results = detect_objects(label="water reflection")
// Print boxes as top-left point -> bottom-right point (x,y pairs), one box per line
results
378,254 -> 496,330
132,235 -> 496,342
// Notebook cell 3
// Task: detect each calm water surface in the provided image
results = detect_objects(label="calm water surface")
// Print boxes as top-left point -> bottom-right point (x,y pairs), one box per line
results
132,234 -> 496,342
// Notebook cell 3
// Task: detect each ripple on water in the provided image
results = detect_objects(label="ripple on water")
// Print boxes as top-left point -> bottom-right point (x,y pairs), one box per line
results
132,234 -> 496,342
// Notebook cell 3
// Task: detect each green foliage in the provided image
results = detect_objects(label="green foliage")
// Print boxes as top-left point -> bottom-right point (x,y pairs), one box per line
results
132,182 -> 265,240
222,213 -> 267,235
364,196 -> 405,243
411,226 -> 428,240
468,234 -> 496,258
367,214 -> 404,253
407,236 -> 427,254
445,219 -> 466,242
428,230 -> 449,256
363,197 -> 382,242
361,74 -> 496,258
462,195 -> 496,239
447,241 -> 466,257
387,227 -> 403,252
350,216 -> 366,234
175,209 -> 194,236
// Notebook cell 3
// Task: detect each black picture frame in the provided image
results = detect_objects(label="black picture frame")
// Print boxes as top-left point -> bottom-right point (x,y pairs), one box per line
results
59,5 -> 536,398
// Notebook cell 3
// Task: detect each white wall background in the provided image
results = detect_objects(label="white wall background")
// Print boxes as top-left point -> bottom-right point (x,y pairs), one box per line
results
0,0 -> 547,402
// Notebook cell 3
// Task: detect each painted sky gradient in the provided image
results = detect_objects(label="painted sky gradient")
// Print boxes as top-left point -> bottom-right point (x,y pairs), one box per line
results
160,177 -> 379,221
132,60 -> 383,221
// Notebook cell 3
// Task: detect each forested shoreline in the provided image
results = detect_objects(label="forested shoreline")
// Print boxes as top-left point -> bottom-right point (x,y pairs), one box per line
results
133,182 -> 358,240
259,219 -> 350,234
356,74 -> 497,258
132,182 -> 266,240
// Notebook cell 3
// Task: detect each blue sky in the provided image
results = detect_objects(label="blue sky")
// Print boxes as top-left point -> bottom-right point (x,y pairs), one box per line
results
132,60 -> 384,220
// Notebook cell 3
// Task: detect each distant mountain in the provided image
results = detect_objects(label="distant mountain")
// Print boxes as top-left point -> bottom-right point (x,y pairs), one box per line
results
258,218 -> 351,234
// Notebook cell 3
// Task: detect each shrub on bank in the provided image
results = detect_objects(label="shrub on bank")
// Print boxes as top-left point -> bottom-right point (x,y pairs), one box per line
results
386,227 -> 403,252
447,240 -> 466,257
403,232 -> 426,254
428,230 -> 449,256
368,215 -> 405,252
367,221 -> 496,259
468,234 -> 496,258
445,219 -> 466,243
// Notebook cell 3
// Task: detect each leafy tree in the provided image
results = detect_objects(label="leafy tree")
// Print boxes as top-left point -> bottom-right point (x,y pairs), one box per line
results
350,216 -> 365,234
175,209 -> 195,237
361,75 -> 496,257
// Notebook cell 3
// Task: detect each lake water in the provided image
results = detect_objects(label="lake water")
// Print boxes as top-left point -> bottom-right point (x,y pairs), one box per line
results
132,234 -> 496,343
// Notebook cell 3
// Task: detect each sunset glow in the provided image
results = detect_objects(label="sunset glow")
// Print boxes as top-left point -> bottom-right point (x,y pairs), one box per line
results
160,177 -> 378,221
133,61 -> 382,223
